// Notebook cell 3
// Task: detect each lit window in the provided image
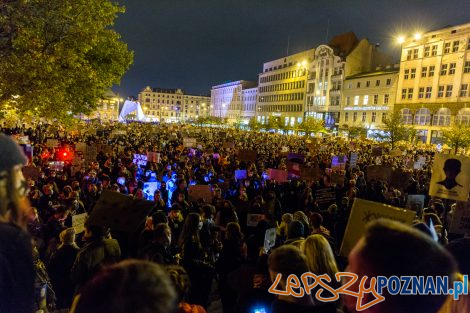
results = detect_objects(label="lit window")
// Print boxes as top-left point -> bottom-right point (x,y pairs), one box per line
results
354,96 -> 359,105
363,95 -> 369,105
445,85 -> 453,97
444,42 -> 451,54
460,84 -> 468,97
437,86 -> 444,98
425,87 -> 432,98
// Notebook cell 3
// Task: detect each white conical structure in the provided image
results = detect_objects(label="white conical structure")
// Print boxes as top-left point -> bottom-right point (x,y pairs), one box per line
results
118,100 -> 145,122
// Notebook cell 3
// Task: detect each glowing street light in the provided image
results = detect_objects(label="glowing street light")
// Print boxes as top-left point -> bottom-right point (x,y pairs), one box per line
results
414,32 -> 422,40
397,35 -> 406,44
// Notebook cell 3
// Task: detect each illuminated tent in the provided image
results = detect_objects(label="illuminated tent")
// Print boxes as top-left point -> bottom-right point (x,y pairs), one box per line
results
118,100 -> 145,122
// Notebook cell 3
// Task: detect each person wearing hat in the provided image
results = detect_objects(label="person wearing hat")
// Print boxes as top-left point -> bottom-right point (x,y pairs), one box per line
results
48,227 -> 80,309
0,134 -> 35,313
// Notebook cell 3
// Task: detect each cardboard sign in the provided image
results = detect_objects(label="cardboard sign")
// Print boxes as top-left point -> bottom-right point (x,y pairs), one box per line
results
314,187 -> 336,210
429,154 -> 470,202
264,228 -> 277,252
22,166 -> 40,181
223,142 -> 235,149
75,142 -> 87,153
133,154 -> 148,167
87,191 -> 154,232
247,214 -> 265,227
188,185 -> 213,203
147,152 -> 160,163
85,145 -> 98,162
367,165 -> 392,183
405,194 -> 425,210
235,170 -> 247,180
267,169 -> 288,182
371,146 -> 383,156
46,139 -> 59,148
72,213 -> 88,234
300,166 -> 321,181
238,149 -> 257,162
143,182 -> 160,201
339,198 -> 416,256
450,201 -> 470,234
350,152 -> 359,168
183,137 -> 197,148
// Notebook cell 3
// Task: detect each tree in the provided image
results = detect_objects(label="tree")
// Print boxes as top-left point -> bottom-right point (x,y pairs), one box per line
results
248,117 -> 261,131
377,110 -> 414,149
340,124 -> 367,140
0,0 -> 133,120
297,118 -> 326,135
442,123 -> 470,154
266,116 -> 283,130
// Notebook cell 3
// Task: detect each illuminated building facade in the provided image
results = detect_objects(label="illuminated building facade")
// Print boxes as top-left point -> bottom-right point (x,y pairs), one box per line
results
210,80 -> 257,123
395,22 -> 470,143
85,90 -> 121,122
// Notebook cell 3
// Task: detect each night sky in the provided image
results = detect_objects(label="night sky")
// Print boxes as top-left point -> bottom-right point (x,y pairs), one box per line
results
113,0 -> 470,98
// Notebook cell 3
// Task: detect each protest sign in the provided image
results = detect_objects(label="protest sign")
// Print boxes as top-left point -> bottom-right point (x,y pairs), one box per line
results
281,146 -> 289,153
247,214 -> 265,227
405,195 -> 425,210
48,161 -> 64,172
287,162 -> 301,179
110,130 -> 127,138
264,228 -> 277,252
449,201 -> 470,234
147,152 -> 160,163
188,185 -> 213,203
349,152 -> 359,168
87,191 -> 154,232
390,150 -> 402,157
332,156 -> 346,170
300,166 -> 321,181
133,154 -> 148,167
340,198 -> 416,256
287,153 -> 305,164
85,145 -> 98,163
183,137 -> 197,148
46,139 -> 59,148
366,165 -> 392,183
16,135 -> 30,145
72,213 -> 88,234
22,166 -> 40,181
267,169 -> 288,182
238,149 -> 257,162
235,170 -> 247,180
371,146 -> 383,156
314,187 -> 336,210
75,142 -> 87,153
429,154 -> 470,202
223,142 -> 235,149
143,182 -> 160,201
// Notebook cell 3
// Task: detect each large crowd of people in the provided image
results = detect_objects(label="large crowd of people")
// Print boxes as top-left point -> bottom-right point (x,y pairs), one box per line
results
0,121 -> 469,313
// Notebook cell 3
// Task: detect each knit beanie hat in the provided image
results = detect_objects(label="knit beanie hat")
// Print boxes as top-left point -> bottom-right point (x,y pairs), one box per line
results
0,134 -> 27,172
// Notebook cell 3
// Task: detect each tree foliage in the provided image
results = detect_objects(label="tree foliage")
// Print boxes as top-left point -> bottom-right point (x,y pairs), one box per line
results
297,118 -> 326,134
0,0 -> 133,119
248,117 -> 261,131
340,124 -> 367,140
376,110 -> 415,148
266,116 -> 283,130
442,123 -> 470,154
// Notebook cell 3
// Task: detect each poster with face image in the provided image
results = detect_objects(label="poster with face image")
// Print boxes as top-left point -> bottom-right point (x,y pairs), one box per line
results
429,154 -> 470,202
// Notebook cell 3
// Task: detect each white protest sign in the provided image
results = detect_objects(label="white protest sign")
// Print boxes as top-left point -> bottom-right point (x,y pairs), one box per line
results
263,228 -> 277,252
350,152 -> 359,168
429,154 -> 470,202
133,154 -> 148,166
72,213 -> 88,234
339,198 -> 416,256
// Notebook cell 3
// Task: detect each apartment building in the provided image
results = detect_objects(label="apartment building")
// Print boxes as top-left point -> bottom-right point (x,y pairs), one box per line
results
340,66 -> 399,136
210,80 -> 257,123
395,22 -> 470,143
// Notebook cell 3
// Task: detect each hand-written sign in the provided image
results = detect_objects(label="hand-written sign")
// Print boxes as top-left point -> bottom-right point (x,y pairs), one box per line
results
188,185 -> 213,203
349,152 -> 359,169
339,198 -> 416,256
183,137 -> 197,148
450,201 -> 470,234
133,154 -> 148,167
72,213 -> 88,234
314,187 -> 336,210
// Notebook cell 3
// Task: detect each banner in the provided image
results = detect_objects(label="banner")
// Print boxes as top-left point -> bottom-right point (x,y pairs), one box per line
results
340,198 -> 416,256
450,201 -> 470,234
429,154 -> 470,202
133,154 -> 148,167
188,185 -> 213,203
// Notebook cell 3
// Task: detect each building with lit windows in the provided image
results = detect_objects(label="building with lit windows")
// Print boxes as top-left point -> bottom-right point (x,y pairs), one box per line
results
257,49 -> 315,128
305,32 -> 393,130
340,66 -> 399,136
84,90 -> 122,122
210,80 -> 257,123
241,87 -> 258,122
138,86 -> 210,123
395,22 -> 470,144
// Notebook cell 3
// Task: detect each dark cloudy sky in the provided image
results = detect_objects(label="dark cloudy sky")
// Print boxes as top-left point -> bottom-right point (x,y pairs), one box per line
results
113,0 -> 470,98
